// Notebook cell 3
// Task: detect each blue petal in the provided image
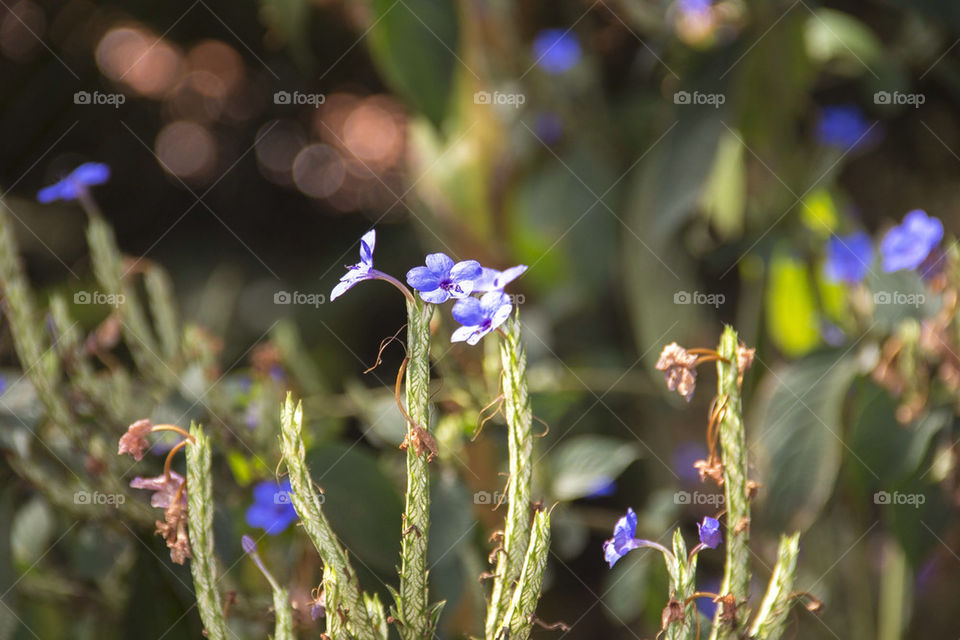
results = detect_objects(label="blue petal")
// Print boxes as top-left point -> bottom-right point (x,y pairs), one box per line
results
823,231 -> 873,284
452,297 -> 484,326
494,265 -> 527,289
420,288 -> 450,304
71,162 -> 110,186
331,279 -> 357,301
359,229 -> 376,266
612,508 -> 638,544
450,324 -> 478,344
253,480 -> 282,504
472,268 -> 500,292
466,325 -> 493,345
406,266 -> 442,292
532,29 -> 581,74
480,291 -> 511,316
37,182 -> 69,203
449,260 -> 482,282
424,252 -> 454,276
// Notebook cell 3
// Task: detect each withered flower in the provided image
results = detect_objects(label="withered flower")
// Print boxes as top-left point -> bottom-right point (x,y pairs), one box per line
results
656,343 -> 699,402
694,458 -> 725,486
156,500 -> 191,564
118,419 -> 153,461
130,471 -> 186,508
735,344 -> 755,386
661,597 -> 685,630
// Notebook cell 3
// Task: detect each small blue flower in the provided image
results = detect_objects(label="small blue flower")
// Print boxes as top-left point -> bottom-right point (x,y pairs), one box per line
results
603,508 -> 640,567
450,291 -> 513,345
37,162 -> 110,203
697,516 -> 722,549
823,231 -> 874,284
880,209 -> 943,273
816,105 -> 876,151
472,264 -> 527,293
245,479 -> 298,535
406,253 -> 482,304
331,230 -> 378,300
586,478 -> 617,499
532,29 -> 581,74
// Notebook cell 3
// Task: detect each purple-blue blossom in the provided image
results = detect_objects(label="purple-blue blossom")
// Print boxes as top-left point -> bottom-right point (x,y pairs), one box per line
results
473,264 -> 528,293
406,253 -> 482,304
331,230 -> 378,300
245,478 -> 298,535
816,105 -> 876,151
697,516 -> 722,549
451,291 -> 513,345
880,209 -> 943,273
603,508 -> 643,568
532,29 -> 581,74
823,231 -> 874,284
37,162 -> 110,203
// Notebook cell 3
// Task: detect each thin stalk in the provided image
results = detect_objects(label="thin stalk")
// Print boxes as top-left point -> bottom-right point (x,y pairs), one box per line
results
748,533 -> 800,640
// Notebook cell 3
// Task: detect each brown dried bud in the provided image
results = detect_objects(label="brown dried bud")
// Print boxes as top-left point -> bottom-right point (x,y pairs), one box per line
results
661,598 -> 685,630
734,516 -> 750,535
694,458 -> 725,486
735,344 -> 755,386
716,593 -> 739,625
118,419 -> 153,461
156,500 -> 191,564
656,343 -> 699,401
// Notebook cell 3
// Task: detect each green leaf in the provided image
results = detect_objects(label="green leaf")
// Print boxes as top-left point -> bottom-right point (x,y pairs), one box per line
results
366,0 -> 458,128
549,435 -> 638,501
306,443 -> 403,574
750,351 -> 858,532
11,496 -> 55,568
699,129 -> 746,239
805,9 -> 883,75
765,249 -> 820,357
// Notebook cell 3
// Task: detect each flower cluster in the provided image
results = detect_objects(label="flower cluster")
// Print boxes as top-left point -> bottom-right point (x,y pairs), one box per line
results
823,209 -> 944,285
331,229 -> 527,346
602,507 -> 720,568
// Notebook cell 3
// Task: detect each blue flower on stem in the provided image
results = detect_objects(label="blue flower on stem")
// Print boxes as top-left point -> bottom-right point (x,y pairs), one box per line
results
697,516 -> 722,549
532,29 -> 581,74
331,230 -> 413,302
472,264 -> 528,293
37,162 -> 110,203
406,253 -> 482,304
245,479 -> 298,535
880,209 -> 943,273
451,291 -> 513,345
816,105 -> 877,151
603,507 -> 670,568
823,231 -> 874,284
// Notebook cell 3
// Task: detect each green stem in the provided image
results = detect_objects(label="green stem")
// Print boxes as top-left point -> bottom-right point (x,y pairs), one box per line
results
496,508 -> 551,640
396,296 -> 435,640
665,529 -> 697,640
485,315 -> 534,639
185,424 -> 228,640
709,326 -> 751,640
748,533 -> 800,640
278,393 -> 380,639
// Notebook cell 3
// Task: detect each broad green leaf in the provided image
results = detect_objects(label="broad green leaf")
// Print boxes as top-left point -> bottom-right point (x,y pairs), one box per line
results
11,496 -> 54,568
765,249 -> 820,356
699,129 -> 746,239
366,0 -> 458,128
750,351 -> 858,531
550,435 -> 638,501
805,9 -> 883,75
306,443 -> 403,574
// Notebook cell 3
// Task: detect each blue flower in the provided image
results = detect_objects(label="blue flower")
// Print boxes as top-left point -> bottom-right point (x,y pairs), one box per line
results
532,29 -> 581,74
603,508 -> 642,568
880,209 -> 943,273
451,291 -> 513,345
406,253 -> 482,304
37,162 -> 110,203
823,231 -> 874,284
331,230 -> 378,300
245,479 -> 298,535
816,105 -> 876,151
472,264 -> 527,293
697,516 -> 722,549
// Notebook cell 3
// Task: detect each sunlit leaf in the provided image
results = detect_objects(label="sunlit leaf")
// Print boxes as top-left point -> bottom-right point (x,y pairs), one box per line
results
765,249 -> 820,356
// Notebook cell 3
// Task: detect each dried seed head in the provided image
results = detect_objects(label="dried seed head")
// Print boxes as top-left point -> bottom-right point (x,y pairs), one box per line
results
735,344 -> 755,386
656,343 -> 698,401
694,458 -> 725,486
716,593 -> 738,625
118,419 -> 153,461
661,598 -> 685,630
156,500 -> 191,564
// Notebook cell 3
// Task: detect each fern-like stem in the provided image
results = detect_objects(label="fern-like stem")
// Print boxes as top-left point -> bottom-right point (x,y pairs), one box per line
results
185,424 -> 228,640
709,326 -> 751,640
748,533 -> 800,640
278,394 -> 382,640
495,507 -> 551,640
396,296 -> 435,640
485,314 -> 534,639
